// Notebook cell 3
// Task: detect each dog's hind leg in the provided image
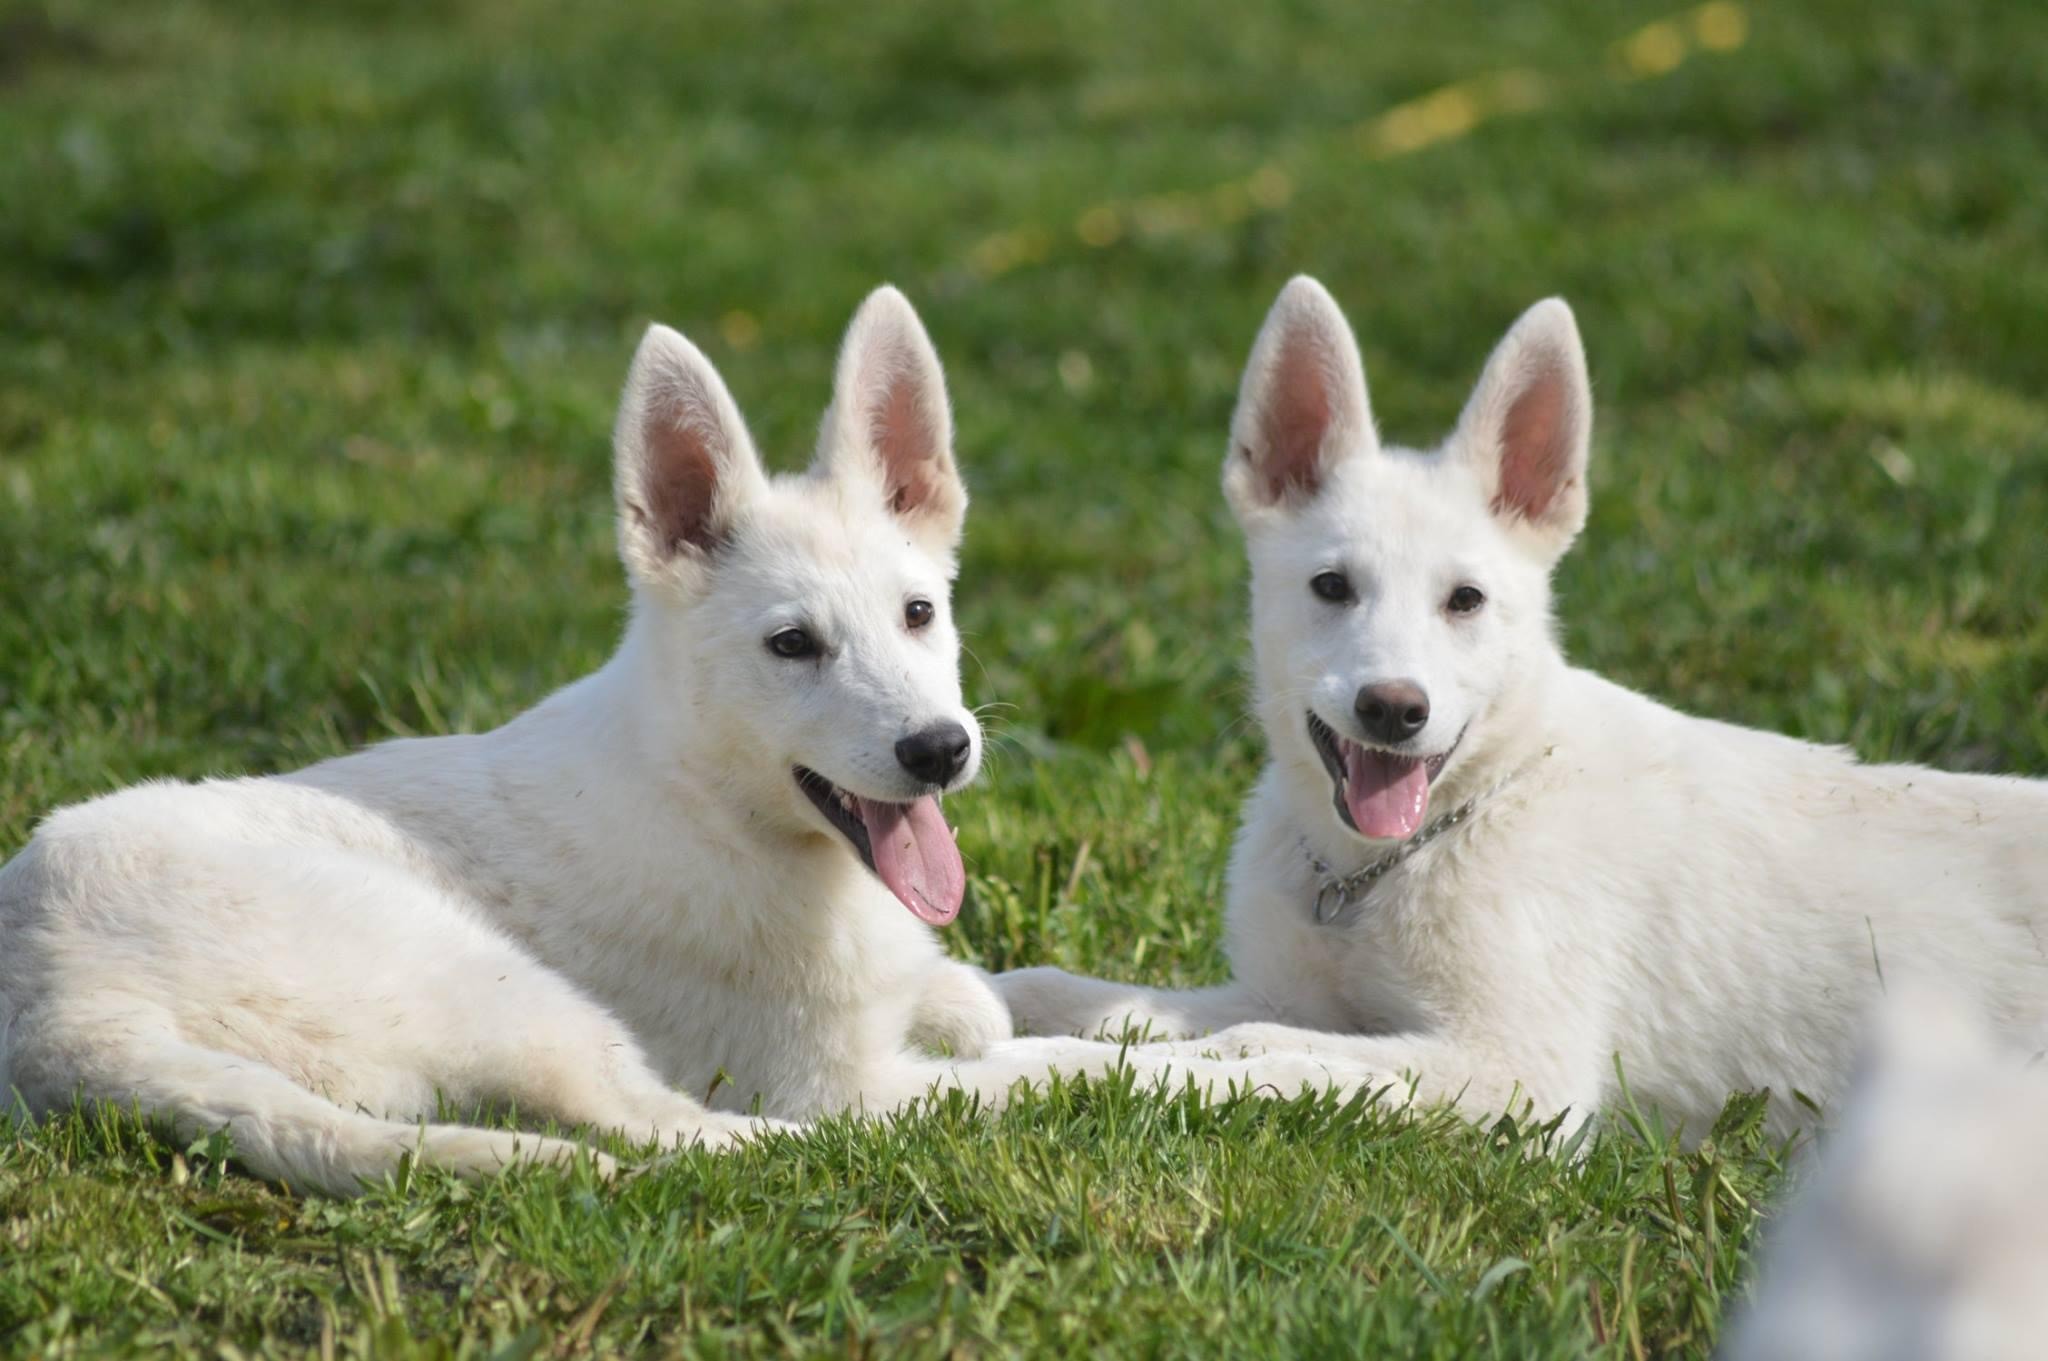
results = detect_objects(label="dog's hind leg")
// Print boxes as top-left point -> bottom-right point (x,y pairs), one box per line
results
993,970 -> 1277,1041
211,840 -> 796,1154
473,1030 -> 794,1153
22,1024 -> 614,1196
380,946 -> 796,1153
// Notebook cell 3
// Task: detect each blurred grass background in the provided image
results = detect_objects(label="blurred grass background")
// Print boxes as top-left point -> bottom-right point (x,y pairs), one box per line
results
2,0 -> 2045,1353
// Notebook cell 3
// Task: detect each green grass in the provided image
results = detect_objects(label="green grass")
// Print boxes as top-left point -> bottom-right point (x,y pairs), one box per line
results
2,0 -> 2044,1353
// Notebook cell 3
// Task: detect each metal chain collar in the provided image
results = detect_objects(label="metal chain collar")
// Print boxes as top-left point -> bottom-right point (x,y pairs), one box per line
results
1303,751 -> 1547,925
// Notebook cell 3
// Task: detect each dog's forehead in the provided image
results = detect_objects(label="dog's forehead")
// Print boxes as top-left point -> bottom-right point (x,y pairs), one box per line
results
730,476 -> 943,595
1283,446 -> 1500,567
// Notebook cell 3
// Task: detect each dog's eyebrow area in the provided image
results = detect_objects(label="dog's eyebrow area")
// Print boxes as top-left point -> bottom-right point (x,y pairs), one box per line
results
1438,563 -> 1489,592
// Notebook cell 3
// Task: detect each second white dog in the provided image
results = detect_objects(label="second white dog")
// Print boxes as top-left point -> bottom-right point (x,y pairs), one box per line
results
1000,276 -> 2048,1138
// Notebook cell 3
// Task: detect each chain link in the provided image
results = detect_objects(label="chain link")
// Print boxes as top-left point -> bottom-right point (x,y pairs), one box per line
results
1303,751 -> 1549,925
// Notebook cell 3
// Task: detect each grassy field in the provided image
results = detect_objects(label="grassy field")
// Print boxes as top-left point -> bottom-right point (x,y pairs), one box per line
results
3,0 -> 2045,1353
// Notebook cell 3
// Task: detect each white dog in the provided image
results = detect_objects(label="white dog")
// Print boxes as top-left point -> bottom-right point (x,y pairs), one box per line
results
1722,985 -> 2048,1361
0,288 -> 1361,1196
999,276 -> 2048,1139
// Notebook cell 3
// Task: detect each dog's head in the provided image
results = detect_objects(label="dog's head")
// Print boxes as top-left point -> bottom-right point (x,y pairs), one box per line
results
1224,276 -> 1591,843
610,286 -> 979,924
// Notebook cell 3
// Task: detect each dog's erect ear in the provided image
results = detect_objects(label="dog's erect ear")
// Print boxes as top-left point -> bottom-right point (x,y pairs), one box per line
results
1224,276 -> 1377,517
1453,298 -> 1593,560
612,323 -> 769,588
820,286 -> 965,554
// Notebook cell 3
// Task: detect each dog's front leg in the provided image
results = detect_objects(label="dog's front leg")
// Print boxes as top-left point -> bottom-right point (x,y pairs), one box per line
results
906,961 -> 1012,1058
1146,1023 -> 1593,1130
872,1035 -> 1368,1114
992,968 -> 1277,1041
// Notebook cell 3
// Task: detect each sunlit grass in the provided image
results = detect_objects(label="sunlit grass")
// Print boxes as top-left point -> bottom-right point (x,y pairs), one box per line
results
3,0 -> 2044,1353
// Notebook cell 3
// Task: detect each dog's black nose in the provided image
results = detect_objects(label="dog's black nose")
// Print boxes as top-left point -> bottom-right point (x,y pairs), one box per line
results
1355,680 -> 1430,745
896,721 -> 972,787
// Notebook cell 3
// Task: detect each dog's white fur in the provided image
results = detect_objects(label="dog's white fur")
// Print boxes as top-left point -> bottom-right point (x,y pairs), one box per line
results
0,288 -> 1363,1196
1723,985 -> 2048,1361
1000,276 -> 2048,1138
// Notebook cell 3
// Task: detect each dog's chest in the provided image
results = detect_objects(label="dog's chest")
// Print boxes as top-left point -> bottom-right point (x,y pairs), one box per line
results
1230,878 -> 1426,1034
1241,821 -> 1492,1035
1318,885 -> 1457,1031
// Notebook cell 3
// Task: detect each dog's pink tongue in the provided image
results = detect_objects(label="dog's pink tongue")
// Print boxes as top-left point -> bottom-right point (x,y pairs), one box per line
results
858,796 -> 965,926
1344,745 -> 1430,840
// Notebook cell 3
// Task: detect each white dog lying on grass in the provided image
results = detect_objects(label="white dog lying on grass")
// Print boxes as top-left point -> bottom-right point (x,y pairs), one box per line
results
1000,276 -> 2048,1141
0,287 -> 1364,1196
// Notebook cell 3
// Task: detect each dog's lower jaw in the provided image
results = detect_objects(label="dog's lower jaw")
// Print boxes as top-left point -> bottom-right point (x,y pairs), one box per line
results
1304,712 -> 1461,842
790,766 -> 965,925
794,767 -> 876,871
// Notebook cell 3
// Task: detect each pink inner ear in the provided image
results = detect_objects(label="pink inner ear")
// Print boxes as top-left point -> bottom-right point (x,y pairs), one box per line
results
641,401 -> 724,555
1256,332 -> 1336,501
1493,365 -> 1576,524
872,374 -> 935,515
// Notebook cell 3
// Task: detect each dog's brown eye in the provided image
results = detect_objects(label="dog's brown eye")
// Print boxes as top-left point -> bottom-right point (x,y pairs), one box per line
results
1447,585 -> 1485,615
1310,571 -> 1353,604
904,599 -> 934,630
768,627 -> 817,659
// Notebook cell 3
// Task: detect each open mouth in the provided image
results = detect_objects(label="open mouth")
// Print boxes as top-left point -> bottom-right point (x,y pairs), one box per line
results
1306,713 -> 1460,841
795,767 -> 965,926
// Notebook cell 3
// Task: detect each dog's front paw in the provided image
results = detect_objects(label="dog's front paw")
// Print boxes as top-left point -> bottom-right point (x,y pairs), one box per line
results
908,963 -> 1012,1058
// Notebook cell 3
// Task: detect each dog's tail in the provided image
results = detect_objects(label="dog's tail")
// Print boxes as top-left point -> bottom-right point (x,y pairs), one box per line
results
43,1030 -> 612,1197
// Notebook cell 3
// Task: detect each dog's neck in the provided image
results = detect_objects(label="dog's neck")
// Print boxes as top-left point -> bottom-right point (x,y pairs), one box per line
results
1432,646 -> 1566,807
